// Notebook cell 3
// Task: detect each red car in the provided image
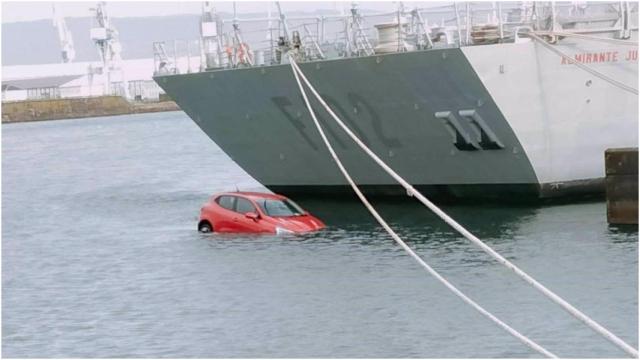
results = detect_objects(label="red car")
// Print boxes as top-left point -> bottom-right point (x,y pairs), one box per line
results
198,191 -> 325,234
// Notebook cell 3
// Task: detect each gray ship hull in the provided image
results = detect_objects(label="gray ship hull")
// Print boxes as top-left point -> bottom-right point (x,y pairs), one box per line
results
155,43 -> 637,200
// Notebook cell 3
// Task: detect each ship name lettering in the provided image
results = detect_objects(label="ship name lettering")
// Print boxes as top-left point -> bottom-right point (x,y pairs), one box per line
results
347,93 -> 401,149
321,94 -> 371,147
271,95 -> 353,151
625,49 -> 638,61
560,51 -> 625,65
271,96 -> 320,151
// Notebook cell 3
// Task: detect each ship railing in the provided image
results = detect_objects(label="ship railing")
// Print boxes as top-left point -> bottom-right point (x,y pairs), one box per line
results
434,1 -> 636,47
153,39 -> 205,75
153,1 -> 637,74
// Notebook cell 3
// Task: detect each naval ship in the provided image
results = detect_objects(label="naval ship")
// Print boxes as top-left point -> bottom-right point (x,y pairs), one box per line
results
154,2 -> 638,200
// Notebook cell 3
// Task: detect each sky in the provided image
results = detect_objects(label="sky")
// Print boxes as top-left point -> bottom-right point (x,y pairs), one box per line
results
1,1 -> 429,23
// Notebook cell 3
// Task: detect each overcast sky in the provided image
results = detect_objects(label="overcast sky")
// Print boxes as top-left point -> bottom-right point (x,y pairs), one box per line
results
2,1 -> 432,23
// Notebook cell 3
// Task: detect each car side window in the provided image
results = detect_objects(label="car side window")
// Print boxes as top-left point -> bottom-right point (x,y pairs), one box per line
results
235,197 -> 256,214
216,196 -> 235,211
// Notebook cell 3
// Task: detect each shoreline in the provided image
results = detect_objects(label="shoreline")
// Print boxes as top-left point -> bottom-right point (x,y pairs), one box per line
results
1,96 -> 180,124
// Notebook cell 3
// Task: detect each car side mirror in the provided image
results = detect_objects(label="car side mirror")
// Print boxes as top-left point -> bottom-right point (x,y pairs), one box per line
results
245,212 -> 260,221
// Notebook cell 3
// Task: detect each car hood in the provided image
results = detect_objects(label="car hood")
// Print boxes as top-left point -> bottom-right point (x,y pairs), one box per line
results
272,215 -> 325,232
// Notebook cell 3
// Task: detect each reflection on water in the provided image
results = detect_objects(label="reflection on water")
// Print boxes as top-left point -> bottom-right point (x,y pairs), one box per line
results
2,112 -> 637,358
297,197 -> 538,232
608,223 -> 640,238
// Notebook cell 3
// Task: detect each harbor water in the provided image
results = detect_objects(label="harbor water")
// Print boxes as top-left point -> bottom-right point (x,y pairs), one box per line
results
2,112 -> 637,357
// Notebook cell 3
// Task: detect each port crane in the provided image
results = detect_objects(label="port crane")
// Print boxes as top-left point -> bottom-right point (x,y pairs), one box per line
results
90,2 -> 130,98
52,4 -> 75,63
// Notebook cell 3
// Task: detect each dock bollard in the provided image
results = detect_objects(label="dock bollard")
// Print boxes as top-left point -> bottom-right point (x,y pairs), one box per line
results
605,148 -> 638,225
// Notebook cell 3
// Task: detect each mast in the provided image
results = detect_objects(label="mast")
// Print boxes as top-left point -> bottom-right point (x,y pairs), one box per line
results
200,1 -> 223,69
275,1 -> 291,42
231,2 -> 253,67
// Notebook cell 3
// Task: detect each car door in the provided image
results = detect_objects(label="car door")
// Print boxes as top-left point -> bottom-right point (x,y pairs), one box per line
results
213,195 -> 237,232
232,196 -> 263,233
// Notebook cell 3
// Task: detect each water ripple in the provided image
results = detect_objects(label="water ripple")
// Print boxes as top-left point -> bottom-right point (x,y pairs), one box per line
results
2,112 -> 637,358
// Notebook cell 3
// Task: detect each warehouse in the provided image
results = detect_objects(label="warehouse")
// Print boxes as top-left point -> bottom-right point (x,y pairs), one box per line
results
1,74 -> 83,101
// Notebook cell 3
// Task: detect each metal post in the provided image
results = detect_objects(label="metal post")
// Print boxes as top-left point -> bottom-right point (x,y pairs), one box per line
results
465,2 -> 471,45
232,2 -> 239,67
415,9 -> 433,48
270,26 -> 274,64
233,1 -> 237,24
277,18 -> 281,40
619,1 -> 625,35
186,40 -> 192,73
198,35 -> 204,71
276,1 -> 290,42
491,1 -> 497,23
216,19 -> 224,68
344,15 -> 351,56
397,6 -> 401,52
232,33 -> 237,67
550,0 -> 557,31
173,39 -> 178,74
267,0 -> 273,60
303,24 -> 325,59
498,2 -> 504,40
454,2 -> 462,47
623,1 -> 630,38
196,39 -> 203,72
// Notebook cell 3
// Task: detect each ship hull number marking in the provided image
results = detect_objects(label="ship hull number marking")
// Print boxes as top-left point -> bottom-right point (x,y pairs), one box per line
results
435,110 -> 504,151
272,93 -> 401,150
272,95 -> 503,153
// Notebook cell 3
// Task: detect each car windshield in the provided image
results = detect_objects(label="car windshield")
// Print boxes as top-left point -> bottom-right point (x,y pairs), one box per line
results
257,199 -> 305,217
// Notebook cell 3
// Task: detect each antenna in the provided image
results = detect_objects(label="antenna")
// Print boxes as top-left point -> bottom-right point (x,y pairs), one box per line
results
266,2 -> 272,40
200,1 -> 222,69
275,1 -> 290,42
233,1 -> 237,24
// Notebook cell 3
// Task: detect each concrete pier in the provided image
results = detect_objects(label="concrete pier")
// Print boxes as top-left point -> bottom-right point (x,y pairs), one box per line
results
605,148 -> 638,225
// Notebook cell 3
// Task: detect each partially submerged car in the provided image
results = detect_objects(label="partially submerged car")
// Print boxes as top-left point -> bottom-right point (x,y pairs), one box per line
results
198,191 -> 325,234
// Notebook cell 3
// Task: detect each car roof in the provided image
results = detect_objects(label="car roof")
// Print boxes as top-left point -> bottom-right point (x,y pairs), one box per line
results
215,191 -> 287,201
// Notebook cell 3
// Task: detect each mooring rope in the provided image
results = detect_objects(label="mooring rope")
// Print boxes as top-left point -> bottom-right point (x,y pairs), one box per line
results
288,56 -> 557,358
525,32 -> 638,95
533,30 -> 639,46
288,57 -> 639,358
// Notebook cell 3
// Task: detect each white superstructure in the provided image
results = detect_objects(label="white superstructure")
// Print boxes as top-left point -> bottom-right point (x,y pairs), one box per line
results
463,34 -> 638,190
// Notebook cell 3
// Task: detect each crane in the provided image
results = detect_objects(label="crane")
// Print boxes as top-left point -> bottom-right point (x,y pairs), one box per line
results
52,4 -> 75,63
90,2 -> 130,98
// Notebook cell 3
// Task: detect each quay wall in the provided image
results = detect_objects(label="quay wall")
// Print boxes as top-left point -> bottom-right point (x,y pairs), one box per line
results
1,96 -> 180,123
605,148 -> 639,225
